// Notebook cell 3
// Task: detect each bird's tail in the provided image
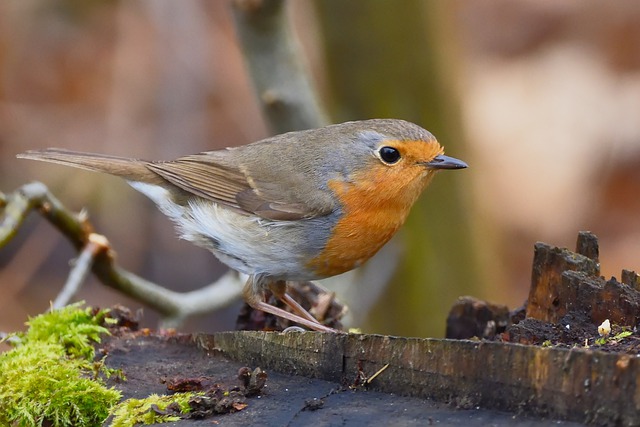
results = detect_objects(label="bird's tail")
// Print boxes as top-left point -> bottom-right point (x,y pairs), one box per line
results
17,148 -> 160,183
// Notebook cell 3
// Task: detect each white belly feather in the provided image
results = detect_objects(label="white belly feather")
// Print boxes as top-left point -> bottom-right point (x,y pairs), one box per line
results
128,181 -> 309,279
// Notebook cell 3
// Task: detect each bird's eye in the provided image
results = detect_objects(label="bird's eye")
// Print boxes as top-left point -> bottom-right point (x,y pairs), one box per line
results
378,146 -> 401,164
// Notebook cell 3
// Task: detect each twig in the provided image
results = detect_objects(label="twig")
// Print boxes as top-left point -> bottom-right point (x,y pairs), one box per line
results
365,363 -> 390,385
51,233 -> 109,310
231,0 -> 328,132
0,182 -> 244,324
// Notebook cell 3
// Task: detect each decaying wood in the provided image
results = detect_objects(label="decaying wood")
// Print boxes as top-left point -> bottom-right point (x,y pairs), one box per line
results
527,231 -> 640,326
448,231 -> 631,341
558,271 -> 640,326
445,296 -> 511,339
526,234 -> 600,323
575,230 -> 600,261
197,331 -> 640,426
447,231 -> 640,344
621,269 -> 640,291
436,231 -> 640,424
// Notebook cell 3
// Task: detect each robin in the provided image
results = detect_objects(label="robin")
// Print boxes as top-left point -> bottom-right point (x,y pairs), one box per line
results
18,119 -> 467,333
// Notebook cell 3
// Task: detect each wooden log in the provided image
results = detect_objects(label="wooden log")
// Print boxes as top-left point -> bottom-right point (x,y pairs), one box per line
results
197,331 -> 640,426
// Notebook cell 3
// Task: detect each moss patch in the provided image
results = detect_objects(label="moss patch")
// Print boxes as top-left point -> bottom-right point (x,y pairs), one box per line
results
110,393 -> 202,426
0,303 -> 121,426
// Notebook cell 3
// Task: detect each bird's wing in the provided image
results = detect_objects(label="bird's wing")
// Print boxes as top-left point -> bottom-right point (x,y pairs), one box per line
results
147,154 -> 330,221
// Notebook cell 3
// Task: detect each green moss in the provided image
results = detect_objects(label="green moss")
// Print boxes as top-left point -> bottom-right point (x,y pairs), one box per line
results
0,303 -> 208,426
110,393 -> 202,426
22,302 -> 110,359
0,303 -> 122,426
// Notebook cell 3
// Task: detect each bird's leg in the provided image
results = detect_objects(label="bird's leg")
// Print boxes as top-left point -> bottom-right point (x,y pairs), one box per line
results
268,280 -> 320,324
242,277 -> 340,333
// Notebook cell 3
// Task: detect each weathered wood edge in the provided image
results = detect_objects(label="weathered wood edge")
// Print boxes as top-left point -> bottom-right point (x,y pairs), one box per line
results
193,331 -> 639,426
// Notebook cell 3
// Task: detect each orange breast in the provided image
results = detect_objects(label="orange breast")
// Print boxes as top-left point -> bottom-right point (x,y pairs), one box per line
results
307,165 -> 432,277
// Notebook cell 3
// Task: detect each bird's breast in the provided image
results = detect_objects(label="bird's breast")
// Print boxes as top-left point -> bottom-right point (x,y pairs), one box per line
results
306,174 -> 425,278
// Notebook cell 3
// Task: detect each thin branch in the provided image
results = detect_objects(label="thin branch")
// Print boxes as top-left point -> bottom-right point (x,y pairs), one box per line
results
0,182 -> 244,322
51,233 -> 107,310
231,0 -> 328,132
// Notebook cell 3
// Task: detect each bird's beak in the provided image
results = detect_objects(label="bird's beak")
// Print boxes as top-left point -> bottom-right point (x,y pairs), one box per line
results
426,154 -> 468,170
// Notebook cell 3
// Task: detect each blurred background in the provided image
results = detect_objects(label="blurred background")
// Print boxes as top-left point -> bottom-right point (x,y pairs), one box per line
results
1,0 -> 639,337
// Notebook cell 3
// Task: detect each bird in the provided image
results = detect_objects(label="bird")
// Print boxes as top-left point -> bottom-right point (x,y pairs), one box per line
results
18,119 -> 467,333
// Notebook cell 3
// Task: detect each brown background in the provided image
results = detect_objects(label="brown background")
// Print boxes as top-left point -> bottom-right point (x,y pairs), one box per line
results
2,0 -> 639,337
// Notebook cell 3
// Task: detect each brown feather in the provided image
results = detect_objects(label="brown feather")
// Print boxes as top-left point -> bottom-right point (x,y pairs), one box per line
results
148,155 -> 324,220
147,159 -> 248,209
16,148 -> 163,184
